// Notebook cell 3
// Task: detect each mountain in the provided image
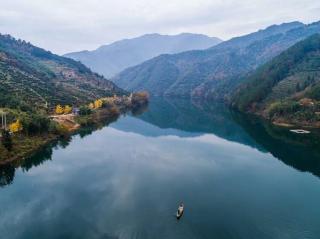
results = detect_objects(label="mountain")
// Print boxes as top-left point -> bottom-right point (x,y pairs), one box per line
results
231,34 -> 320,126
0,34 -> 125,111
64,33 -> 222,78
113,21 -> 320,99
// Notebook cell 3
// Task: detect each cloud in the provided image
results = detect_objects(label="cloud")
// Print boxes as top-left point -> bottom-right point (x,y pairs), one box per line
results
0,0 -> 319,54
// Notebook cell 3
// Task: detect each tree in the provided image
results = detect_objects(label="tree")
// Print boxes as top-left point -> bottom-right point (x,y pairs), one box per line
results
1,130 -> 12,151
94,99 -> 103,109
55,105 -> 64,114
21,114 -> 50,135
88,103 -> 94,110
79,106 -> 92,116
9,120 -> 22,133
64,105 -> 72,114
131,92 -> 149,107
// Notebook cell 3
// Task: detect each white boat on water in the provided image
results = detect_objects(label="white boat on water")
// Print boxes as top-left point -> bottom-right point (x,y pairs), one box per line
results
290,129 -> 311,134
176,203 -> 184,219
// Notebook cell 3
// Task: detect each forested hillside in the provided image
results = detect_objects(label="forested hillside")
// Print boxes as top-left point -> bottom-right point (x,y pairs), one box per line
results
0,34 -> 125,112
0,34 -> 151,162
114,21 -> 320,99
232,34 -> 320,126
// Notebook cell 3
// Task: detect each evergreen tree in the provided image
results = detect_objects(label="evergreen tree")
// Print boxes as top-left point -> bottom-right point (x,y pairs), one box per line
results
2,130 -> 12,151
296,83 -> 301,92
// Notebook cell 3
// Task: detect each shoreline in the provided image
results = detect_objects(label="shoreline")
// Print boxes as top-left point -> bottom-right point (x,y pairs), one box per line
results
242,109 -> 320,130
0,134 -> 59,166
271,119 -> 320,129
0,96 -> 148,166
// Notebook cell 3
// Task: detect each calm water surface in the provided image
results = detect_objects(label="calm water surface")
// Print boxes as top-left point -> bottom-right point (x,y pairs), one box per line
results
1,98 -> 320,239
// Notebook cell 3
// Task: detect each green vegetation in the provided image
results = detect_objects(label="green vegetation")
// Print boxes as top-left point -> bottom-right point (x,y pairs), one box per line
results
307,84 -> 320,100
1,130 -> 12,151
0,134 -> 58,164
232,34 -> 320,127
79,106 -> 92,116
0,107 -> 70,162
75,93 -> 148,126
0,92 -> 149,163
265,100 -> 320,125
0,34 -> 148,163
0,33 -> 125,111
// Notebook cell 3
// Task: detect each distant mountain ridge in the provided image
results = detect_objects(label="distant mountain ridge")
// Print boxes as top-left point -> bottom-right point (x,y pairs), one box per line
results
113,21 -> 320,99
64,33 -> 222,78
0,34 -> 125,111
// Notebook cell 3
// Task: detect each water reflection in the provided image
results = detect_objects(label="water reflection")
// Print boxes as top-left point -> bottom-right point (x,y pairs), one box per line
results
0,164 -> 15,187
1,97 -> 320,186
233,113 -> 320,178
134,97 -> 320,178
136,97 -> 261,146
0,114 -> 122,187
1,98 -> 320,239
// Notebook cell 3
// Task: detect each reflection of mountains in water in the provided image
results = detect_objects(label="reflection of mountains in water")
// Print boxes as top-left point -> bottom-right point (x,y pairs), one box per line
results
114,97 -> 261,149
120,97 -> 320,179
1,97 -> 320,187
112,116 -> 202,138
233,113 -> 320,178
0,143 -> 54,188
0,137 -> 72,187
0,118 -> 118,188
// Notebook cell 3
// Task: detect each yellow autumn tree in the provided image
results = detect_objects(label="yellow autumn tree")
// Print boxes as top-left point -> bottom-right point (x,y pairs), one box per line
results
64,105 -> 72,114
55,105 -> 64,114
88,102 -> 94,109
94,99 -> 103,109
9,120 -> 23,133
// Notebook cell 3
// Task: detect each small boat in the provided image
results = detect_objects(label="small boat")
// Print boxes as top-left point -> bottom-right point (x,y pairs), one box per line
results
176,203 -> 184,219
290,129 -> 311,134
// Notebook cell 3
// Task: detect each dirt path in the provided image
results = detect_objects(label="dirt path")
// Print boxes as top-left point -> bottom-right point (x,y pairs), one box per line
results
50,114 -> 80,131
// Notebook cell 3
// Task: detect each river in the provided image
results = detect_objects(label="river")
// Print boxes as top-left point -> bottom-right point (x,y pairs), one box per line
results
1,98 -> 320,239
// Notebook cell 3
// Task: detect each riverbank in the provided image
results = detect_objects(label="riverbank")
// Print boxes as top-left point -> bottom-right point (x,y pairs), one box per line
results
0,93 -> 149,165
234,100 -> 320,130
0,134 -> 58,165
245,111 -> 320,130
271,118 -> 320,128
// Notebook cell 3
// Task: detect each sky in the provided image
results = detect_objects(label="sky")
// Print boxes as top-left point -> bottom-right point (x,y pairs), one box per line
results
0,0 -> 319,55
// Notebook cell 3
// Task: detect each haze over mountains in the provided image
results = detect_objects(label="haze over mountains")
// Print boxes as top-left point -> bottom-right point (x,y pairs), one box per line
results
114,21 -> 320,99
64,33 -> 222,78
2,19 -> 320,128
